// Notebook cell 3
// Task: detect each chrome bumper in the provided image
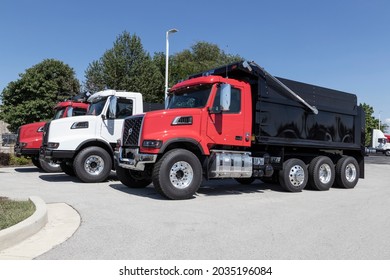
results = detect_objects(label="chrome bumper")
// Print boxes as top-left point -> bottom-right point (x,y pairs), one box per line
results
115,147 -> 157,171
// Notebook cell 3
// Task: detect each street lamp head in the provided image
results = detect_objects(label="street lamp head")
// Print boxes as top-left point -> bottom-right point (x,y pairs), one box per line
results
167,28 -> 178,34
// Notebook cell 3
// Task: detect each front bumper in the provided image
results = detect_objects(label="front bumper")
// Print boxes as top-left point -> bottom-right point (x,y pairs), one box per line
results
39,146 -> 75,162
115,147 -> 157,171
14,145 -> 39,157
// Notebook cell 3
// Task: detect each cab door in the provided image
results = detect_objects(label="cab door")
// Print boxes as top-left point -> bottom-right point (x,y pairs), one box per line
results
206,84 -> 251,147
100,97 -> 134,143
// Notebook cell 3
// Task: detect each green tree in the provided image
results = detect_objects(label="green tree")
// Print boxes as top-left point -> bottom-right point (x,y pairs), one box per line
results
0,59 -> 80,132
154,41 -> 244,91
85,31 -> 164,103
360,102 -> 381,146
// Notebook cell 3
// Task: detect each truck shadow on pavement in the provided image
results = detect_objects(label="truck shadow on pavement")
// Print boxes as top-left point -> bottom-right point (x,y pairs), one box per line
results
110,179 -> 286,200
14,167 -> 43,173
38,174 -> 83,183
109,184 -> 167,200
38,172 -> 118,183
197,179 -> 286,196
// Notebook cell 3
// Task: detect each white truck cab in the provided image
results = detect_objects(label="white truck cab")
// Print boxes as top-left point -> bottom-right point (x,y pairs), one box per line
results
372,129 -> 390,156
40,90 -> 144,182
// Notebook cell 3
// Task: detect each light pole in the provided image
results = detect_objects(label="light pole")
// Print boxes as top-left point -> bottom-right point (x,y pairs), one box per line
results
165,28 -> 178,108
379,111 -> 382,130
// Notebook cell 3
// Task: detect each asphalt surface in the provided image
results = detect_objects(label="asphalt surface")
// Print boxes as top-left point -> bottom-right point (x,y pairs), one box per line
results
1,155 -> 390,260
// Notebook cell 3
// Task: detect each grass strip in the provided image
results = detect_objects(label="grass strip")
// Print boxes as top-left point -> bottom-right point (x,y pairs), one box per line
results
0,197 -> 36,230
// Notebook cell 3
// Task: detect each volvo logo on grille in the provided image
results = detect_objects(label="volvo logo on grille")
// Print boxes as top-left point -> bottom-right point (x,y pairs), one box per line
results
124,116 -> 143,145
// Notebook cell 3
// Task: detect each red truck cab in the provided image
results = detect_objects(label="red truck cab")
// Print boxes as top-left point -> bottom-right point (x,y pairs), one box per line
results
137,76 -> 252,156
15,100 -> 89,172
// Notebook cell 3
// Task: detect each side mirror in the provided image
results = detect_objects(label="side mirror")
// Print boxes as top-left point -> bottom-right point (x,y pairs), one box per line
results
220,84 -> 231,111
108,96 -> 117,119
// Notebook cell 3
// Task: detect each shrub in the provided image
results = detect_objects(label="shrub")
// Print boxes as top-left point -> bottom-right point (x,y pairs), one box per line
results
0,152 -> 10,166
0,153 -> 31,166
9,154 -> 31,166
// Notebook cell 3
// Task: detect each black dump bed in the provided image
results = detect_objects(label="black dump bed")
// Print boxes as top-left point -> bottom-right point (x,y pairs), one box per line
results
190,61 -> 365,150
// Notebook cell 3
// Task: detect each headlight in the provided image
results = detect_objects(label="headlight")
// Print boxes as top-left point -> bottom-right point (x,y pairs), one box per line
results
142,140 -> 162,148
47,142 -> 60,149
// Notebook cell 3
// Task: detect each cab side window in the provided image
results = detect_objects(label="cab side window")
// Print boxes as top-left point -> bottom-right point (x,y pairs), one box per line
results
116,98 -> 134,119
72,108 -> 87,116
212,87 -> 241,113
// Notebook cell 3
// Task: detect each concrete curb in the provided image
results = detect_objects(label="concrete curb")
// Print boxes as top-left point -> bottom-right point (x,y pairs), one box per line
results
0,196 -> 48,251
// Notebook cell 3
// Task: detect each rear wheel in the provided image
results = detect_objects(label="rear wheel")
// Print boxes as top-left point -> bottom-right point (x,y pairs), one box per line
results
334,156 -> 359,189
279,158 -> 308,192
308,156 -> 335,191
152,149 -> 202,200
116,166 -> 152,188
73,147 -> 112,183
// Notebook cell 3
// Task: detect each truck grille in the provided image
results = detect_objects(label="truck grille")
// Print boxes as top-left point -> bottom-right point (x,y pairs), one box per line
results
123,115 -> 144,146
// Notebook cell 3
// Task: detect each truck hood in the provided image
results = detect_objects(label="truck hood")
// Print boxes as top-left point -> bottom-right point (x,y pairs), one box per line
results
50,114 -> 98,125
20,121 -> 46,131
138,108 -> 204,150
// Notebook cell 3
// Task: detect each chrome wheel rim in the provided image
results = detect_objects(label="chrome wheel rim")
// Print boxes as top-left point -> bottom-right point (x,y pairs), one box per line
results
169,161 -> 193,189
319,164 -> 332,184
84,155 -> 104,175
345,163 -> 357,182
289,165 -> 305,186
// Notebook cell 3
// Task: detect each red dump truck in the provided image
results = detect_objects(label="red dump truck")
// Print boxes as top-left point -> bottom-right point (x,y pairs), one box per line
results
115,61 -> 365,199
15,99 -> 89,172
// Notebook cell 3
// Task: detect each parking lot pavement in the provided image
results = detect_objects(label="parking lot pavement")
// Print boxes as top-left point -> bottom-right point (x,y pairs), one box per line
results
0,158 -> 390,260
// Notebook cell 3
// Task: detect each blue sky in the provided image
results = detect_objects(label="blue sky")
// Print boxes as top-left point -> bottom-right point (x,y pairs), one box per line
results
1,0 -> 390,123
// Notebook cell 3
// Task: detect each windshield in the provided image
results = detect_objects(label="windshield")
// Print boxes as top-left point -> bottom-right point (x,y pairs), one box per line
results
53,108 -> 65,120
87,97 -> 108,115
167,84 -> 212,109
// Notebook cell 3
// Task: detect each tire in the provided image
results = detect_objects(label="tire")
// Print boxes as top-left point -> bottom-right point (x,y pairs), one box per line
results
116,165 -> 152,188
60,161 -> 75,176
73,146 -> 112,183
308,156 -> 335,191
279,158 -> 308,192
39,159 -> 62,173
334,156 -> 359,189
152,149 -> 202,200
385,150 -> 390,156
234,177 -> 256,185
31,157 -> 42,169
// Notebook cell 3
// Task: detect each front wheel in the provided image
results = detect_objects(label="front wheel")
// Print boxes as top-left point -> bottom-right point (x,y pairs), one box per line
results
31,157 -> 42,169
60,161 -> 75,176
39,159 -> 62,173
279,158 -> 308,192
73,146 -> 112,183
116,166 -> 152,188
152,149 -> 202,200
